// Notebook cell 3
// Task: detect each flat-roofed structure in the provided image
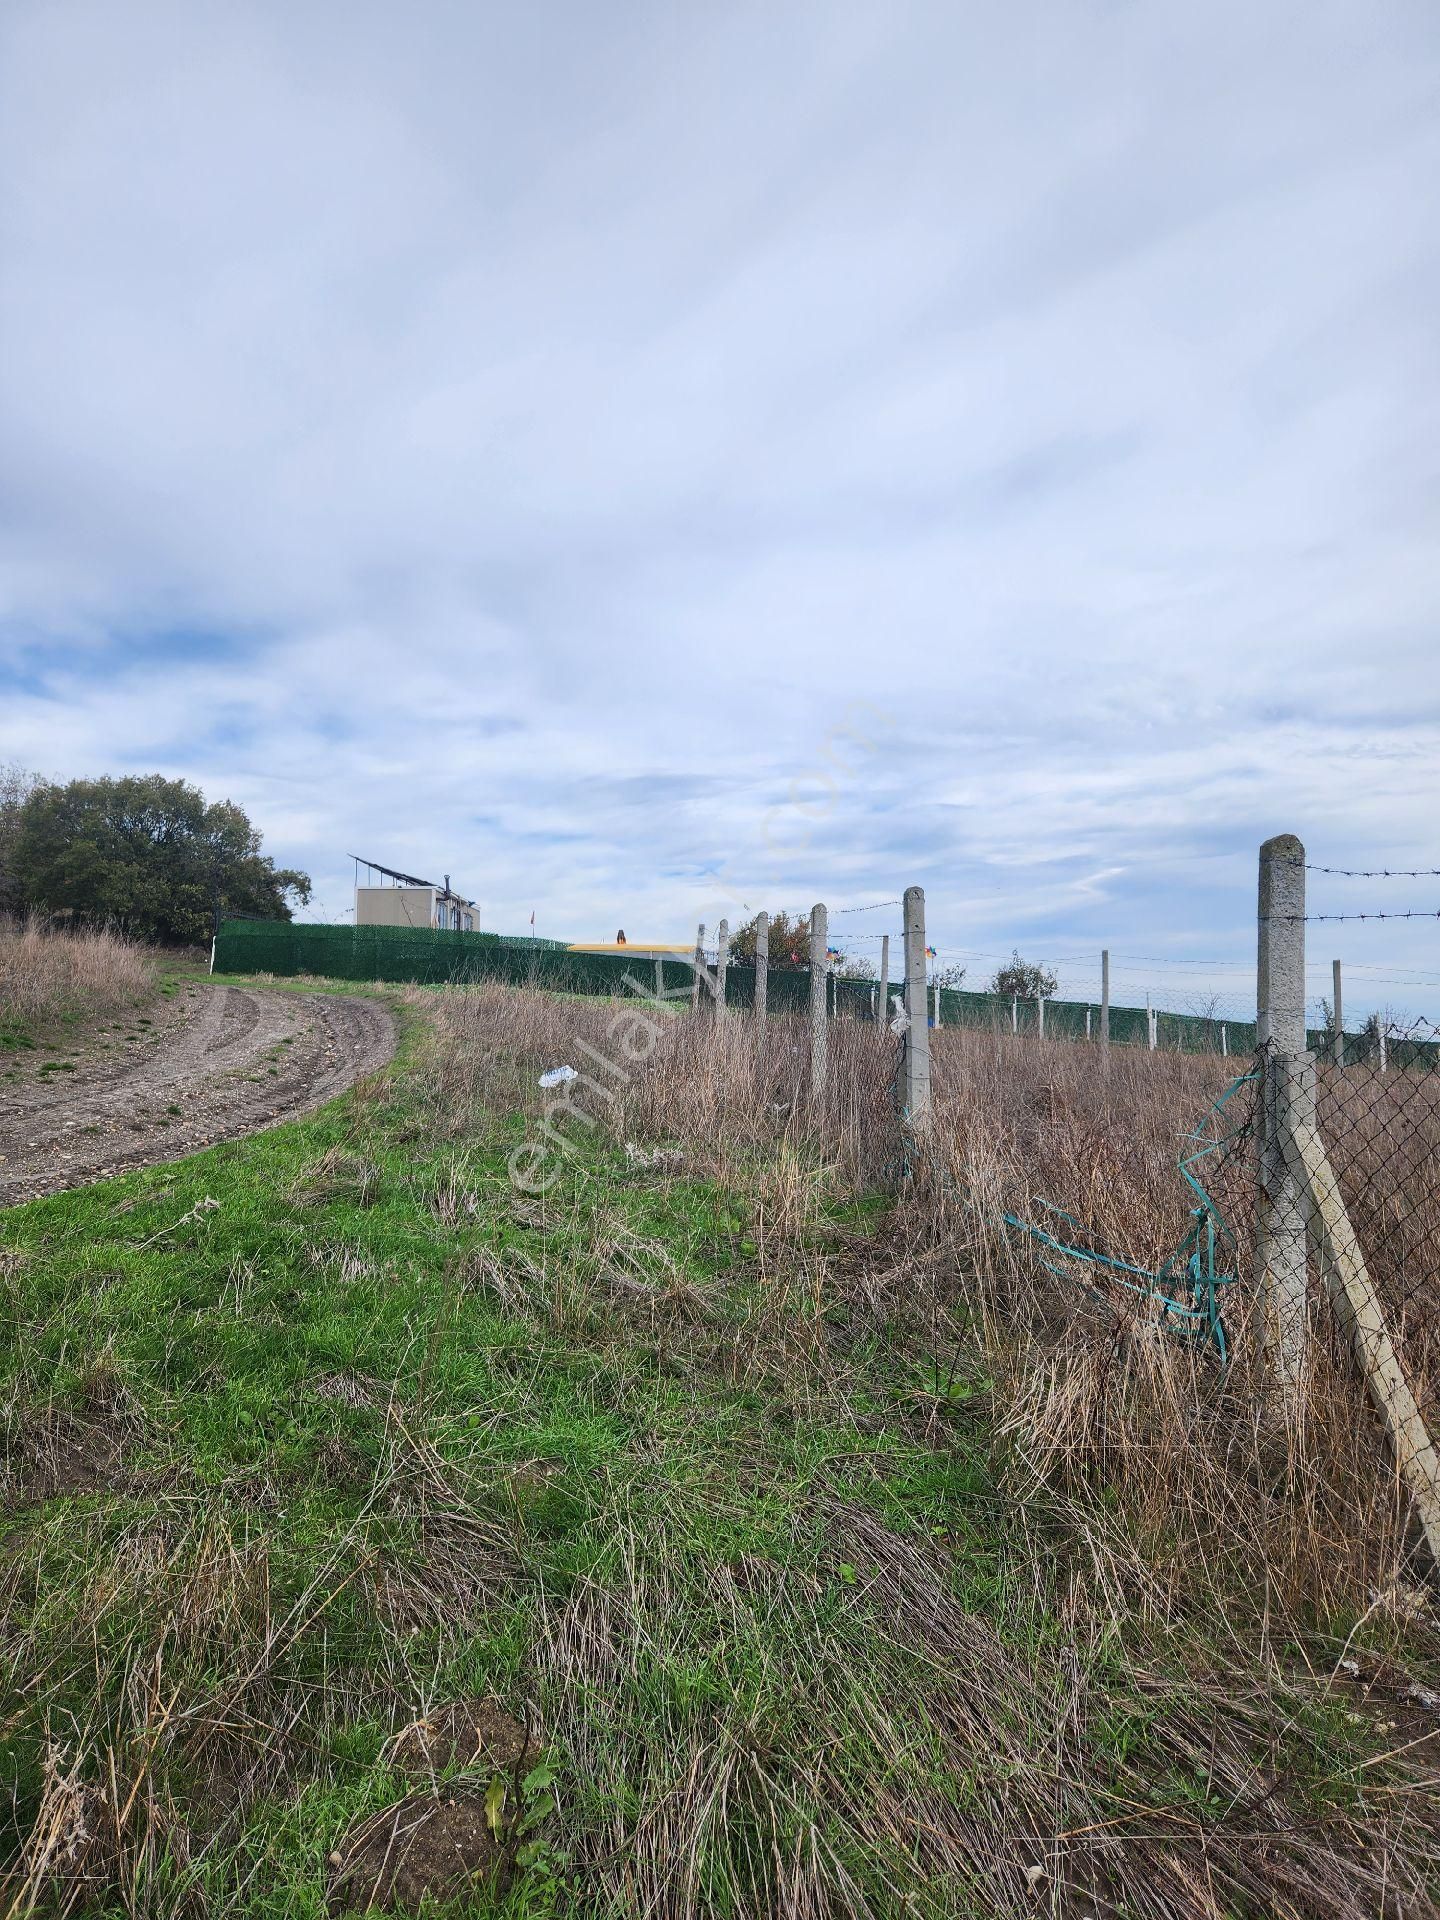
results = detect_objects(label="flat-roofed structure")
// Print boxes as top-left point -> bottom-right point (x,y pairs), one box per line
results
351,855 -> 477,933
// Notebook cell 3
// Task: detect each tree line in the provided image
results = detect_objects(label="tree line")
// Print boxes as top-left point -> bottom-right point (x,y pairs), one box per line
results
0,768 -> 310,946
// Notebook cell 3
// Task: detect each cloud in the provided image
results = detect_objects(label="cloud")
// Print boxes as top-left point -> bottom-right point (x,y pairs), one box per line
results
1,0 -> 1437,1019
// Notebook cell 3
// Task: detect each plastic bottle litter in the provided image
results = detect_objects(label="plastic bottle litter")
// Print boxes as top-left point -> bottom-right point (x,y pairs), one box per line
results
538,1066 -> 578,1089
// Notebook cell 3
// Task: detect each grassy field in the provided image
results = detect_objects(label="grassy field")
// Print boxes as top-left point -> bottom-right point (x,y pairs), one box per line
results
2,976 -> 1439,1917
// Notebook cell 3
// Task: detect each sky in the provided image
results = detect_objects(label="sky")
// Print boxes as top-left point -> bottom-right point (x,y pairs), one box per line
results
1,0 -> 1438,1024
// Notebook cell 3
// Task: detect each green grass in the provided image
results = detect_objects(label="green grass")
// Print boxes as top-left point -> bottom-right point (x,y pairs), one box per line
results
0,984 -> 1430,1918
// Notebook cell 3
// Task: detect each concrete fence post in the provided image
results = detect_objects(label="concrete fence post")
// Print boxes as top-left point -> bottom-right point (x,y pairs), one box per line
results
754,912 -> 768,1029
1332,957 -> 1344,1069
714,918 -> 729,1015
1100,949 -> 1110,1054
1222,1024 -> 1228,1057
691,923 -> 706,1013
878,933 -> 890,1029
1145,992 -> 1155,1051
809,903 -> 828,1096
1037,995 -> 1045,1039
1085,1007 -> 1091,1040
931,981 -> 940,1027
1256,832 -> 1313,1387
1380,1021 -> 1388,1074
902,886 -> 931,1127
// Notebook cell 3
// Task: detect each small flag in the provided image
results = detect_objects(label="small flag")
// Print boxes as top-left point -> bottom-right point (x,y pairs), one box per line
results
530,910 -> 535,926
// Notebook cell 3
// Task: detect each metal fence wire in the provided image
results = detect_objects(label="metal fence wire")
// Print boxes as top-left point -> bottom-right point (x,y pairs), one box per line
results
991,1046 -> 1261,1362
1312,1016 -> 1440,1384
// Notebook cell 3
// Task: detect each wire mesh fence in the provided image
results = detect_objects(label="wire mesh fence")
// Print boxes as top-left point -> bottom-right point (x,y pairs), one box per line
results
1313,1016 -> 1440,1399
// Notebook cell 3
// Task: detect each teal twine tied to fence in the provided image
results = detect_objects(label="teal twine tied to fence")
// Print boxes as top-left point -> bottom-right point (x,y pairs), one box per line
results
1002,1065 -> 1259,1363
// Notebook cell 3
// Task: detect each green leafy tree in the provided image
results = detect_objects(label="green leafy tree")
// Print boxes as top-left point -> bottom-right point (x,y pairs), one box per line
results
0,761 -> 39,914
12,774 -> 310,945
988,950 -> 1058,1000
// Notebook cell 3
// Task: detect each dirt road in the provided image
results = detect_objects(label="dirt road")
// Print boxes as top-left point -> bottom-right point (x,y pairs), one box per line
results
0,982 -> 395,1207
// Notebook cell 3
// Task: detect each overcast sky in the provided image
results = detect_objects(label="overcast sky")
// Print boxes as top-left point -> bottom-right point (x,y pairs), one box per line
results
2,1 -> 1438,1019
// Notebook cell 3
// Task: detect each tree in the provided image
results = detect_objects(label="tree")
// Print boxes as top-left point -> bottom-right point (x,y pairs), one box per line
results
11,774 -> 311,945
835,951 -> 876,980
987,950 -> 1058,1000
935,961 -> 967,989
0,761 -> 40,915
727,910 -> 875,976
728,910 -> 813,970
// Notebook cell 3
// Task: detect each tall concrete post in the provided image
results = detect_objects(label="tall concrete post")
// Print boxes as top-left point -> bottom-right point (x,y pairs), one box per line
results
714,918 -> 729,1015
1146,992 -> 1155,1051
1100,950 -> 1110,1053
1332,958 -> 1344,1069
878,934 -> 890,1027
809,903 -> 828,1095
1037,995 -> 1046,1039
932,982 -> 940,1027
691,923 -> 706,1013
754,912 -> 768,1029
1257,833 -> 1313,1387
902,886 -> 931,1126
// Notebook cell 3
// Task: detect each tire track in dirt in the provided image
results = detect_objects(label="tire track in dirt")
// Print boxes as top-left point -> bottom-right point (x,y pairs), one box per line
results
0,983 -> 395,1207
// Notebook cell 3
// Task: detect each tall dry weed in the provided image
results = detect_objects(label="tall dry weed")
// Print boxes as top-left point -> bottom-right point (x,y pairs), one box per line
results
0,913 -> 158,1037
418,983 -> 1437,1629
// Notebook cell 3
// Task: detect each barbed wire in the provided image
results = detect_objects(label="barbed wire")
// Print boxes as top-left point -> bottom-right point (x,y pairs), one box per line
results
1297,909 -> 1440,924
1302,862 -> 1440,878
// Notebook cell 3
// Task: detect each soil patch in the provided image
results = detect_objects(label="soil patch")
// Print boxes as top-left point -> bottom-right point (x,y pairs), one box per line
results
0,983 -> 395,1206
386,1698 -> 536,1777
327,1790 -> 506,1915
2,1404 -> 129,1506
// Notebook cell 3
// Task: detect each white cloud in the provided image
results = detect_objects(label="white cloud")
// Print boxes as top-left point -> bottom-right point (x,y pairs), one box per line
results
1,0 -> 1438,1017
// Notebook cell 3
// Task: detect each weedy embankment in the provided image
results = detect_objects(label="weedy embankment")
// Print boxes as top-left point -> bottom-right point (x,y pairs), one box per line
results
0,916 -> 158,1049
1,977 -> 1438,1918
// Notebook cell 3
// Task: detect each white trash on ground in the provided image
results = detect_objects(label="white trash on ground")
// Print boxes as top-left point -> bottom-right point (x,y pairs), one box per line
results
538,1065 -> 578,1089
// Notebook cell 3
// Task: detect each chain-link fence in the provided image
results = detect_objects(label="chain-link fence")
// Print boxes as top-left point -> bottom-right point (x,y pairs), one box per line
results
1313,1016 -> 1440,1392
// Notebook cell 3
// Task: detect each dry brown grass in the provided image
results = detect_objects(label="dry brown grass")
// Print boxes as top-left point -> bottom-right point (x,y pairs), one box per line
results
417,982 -> 1440,1912
0,914 -> 157,1038
918,1030 -> 1440,1630
418,983 -> 1440,1632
